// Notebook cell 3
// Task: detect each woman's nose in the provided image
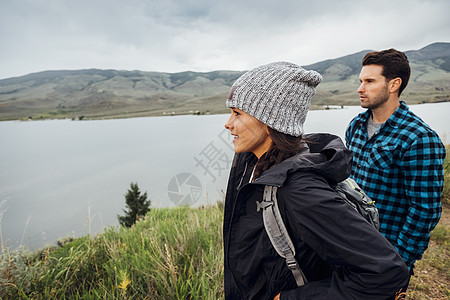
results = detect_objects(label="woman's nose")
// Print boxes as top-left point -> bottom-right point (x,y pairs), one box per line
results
224,115 -> 233,130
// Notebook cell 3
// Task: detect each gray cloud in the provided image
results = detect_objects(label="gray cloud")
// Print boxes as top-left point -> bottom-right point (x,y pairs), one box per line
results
0,0 -> 449,79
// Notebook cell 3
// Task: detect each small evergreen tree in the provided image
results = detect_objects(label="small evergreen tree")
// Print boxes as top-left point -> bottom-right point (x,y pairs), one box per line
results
117,182 -> 150,227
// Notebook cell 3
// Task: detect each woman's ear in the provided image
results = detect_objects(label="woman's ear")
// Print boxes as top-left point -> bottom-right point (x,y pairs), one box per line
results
264,124 -> 270,136
264,126 -> 273,145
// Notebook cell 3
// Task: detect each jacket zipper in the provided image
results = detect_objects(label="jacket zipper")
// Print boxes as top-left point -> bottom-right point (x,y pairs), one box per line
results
225,161 -> 252,297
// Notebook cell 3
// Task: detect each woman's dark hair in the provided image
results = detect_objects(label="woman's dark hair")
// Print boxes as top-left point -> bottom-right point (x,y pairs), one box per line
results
362,48 -> 411,97
253,128 -> 305,180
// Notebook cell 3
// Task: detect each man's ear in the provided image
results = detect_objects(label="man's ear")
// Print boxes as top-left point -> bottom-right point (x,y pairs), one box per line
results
389,77 -> 402,94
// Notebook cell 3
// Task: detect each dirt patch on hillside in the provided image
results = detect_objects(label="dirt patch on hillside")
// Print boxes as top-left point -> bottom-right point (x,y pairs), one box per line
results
438,204 -> 450,227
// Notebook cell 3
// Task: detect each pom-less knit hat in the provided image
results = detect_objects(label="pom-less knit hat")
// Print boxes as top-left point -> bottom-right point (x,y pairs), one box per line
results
226,61 -> 322,137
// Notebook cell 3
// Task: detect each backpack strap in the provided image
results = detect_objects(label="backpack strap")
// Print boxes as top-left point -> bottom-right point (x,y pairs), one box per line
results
257,185 -> 308,287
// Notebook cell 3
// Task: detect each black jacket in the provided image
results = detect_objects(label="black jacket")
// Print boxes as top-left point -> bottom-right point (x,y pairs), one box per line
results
223,133 -> 409,300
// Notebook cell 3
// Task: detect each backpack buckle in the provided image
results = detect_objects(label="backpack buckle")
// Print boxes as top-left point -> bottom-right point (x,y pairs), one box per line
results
256,200 -> 273,212
285,254 -> 299,270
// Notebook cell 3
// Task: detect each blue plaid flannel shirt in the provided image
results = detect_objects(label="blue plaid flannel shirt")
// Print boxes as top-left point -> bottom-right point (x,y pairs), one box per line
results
345,101 -> 446,267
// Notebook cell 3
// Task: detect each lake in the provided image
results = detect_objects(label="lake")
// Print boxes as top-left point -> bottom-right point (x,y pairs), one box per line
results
1,102 -> 449,250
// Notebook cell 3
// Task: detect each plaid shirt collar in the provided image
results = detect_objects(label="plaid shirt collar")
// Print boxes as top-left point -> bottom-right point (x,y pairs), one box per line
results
356,101 -> 409,131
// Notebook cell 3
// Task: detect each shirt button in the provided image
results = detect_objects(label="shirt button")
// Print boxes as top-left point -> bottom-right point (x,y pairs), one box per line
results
358,164 -> 362,168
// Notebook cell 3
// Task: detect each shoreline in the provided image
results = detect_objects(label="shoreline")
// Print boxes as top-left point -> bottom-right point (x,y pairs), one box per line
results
1,108 -> 223,122
3,100 -> 449,123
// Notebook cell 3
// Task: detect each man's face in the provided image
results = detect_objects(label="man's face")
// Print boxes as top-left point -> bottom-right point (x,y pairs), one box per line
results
357,65 -> 390,110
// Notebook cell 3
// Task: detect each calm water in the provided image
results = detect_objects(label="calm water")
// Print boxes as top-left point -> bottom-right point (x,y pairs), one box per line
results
0,103 -> 449,250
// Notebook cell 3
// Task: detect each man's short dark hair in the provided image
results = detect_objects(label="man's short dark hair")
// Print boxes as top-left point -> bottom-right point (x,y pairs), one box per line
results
362,49 -> 411,97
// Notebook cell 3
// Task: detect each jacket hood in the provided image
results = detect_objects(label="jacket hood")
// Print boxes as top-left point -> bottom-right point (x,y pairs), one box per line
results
254,133 -> 352,187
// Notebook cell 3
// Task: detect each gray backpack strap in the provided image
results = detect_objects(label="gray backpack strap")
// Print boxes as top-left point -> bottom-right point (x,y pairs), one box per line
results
257,185 -> 308,287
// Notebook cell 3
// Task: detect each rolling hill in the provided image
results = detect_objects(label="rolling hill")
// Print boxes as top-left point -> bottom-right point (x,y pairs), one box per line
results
0,42 -> 449,121
307,42 -> 450,106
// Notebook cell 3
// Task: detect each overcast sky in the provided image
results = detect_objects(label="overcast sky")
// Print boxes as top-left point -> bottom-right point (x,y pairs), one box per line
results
1,0 -> 449,80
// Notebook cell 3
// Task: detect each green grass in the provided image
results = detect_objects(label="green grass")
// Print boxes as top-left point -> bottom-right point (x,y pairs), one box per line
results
0,205 -> 224,299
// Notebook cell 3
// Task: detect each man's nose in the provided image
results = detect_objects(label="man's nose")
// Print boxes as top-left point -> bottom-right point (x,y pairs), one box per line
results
357,83 -> 364,93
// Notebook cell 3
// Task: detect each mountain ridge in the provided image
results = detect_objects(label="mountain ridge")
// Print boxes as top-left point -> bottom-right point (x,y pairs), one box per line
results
0,42 -> 449,121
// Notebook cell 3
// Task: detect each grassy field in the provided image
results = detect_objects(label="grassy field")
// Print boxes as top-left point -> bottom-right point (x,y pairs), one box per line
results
0,205 -> 225,299
1,149 -> 449,299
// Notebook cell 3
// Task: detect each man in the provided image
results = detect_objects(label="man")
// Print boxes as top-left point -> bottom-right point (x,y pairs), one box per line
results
345,49 -> 446,274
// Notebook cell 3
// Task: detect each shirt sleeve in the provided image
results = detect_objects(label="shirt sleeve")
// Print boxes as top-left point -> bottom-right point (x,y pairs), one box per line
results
344,118 -> 357,147
396,131 -> 446,266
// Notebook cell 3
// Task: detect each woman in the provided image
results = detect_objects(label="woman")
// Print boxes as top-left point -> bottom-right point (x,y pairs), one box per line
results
223,62 -> 409,300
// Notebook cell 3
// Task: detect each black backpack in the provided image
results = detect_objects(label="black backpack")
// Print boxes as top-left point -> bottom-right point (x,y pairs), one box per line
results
256,177 -> 379,287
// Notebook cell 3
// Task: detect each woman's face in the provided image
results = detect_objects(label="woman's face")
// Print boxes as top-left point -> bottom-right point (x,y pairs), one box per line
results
224,108 -> 272,158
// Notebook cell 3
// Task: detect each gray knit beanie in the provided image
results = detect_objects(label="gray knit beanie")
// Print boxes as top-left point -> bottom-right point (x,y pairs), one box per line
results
226,61 -> 322,137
